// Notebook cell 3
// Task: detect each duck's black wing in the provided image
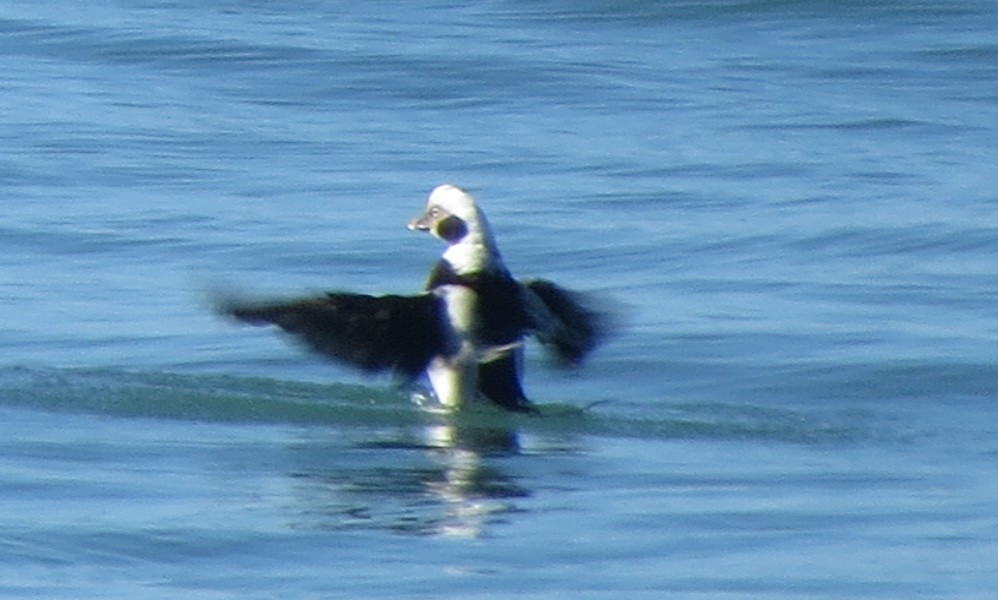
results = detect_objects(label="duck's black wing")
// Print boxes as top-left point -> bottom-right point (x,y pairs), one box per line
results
523,279 -> 616,366
218,292 -> 450,379
475,279 -> 614,413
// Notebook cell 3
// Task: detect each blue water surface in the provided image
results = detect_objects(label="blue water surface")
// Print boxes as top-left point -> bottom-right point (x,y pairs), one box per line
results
2,0 -> 998,598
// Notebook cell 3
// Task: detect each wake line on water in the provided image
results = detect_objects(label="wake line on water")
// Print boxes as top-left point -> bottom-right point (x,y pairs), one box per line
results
0,366 -> 420,427
0,366 -> 877,445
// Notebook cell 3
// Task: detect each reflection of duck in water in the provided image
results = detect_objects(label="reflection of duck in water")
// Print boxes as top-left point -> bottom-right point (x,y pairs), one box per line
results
420,422 -> 529,538
289,420 -> 532,538
217,184 -> 613,413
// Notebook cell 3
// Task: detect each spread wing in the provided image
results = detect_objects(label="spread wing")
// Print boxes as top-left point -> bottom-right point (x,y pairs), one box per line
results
217,291 -> 450,379
475,279 -> 614,412
522,279 -> 616,366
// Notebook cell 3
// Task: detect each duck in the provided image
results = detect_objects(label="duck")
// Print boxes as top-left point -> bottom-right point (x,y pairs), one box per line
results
217,184 -> 612,413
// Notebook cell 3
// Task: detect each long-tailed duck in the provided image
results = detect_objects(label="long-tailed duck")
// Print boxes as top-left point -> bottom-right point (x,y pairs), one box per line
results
217,184 -> 611,413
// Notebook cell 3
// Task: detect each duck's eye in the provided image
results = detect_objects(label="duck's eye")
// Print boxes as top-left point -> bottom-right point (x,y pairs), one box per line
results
429,206 -> 441,218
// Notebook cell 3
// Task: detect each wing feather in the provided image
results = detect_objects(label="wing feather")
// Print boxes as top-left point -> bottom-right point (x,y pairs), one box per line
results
218,292 -> 449,379
522,279 -> 615,366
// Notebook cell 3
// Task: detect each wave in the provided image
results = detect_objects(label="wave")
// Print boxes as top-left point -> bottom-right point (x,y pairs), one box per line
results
498,0 -> 984,26
0,366 -> 900,447
0,16 -> 320,73
0,366 -> 419,427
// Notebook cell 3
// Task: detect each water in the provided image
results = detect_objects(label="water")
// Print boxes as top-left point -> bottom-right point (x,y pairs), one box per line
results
2,0 -> 998,597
